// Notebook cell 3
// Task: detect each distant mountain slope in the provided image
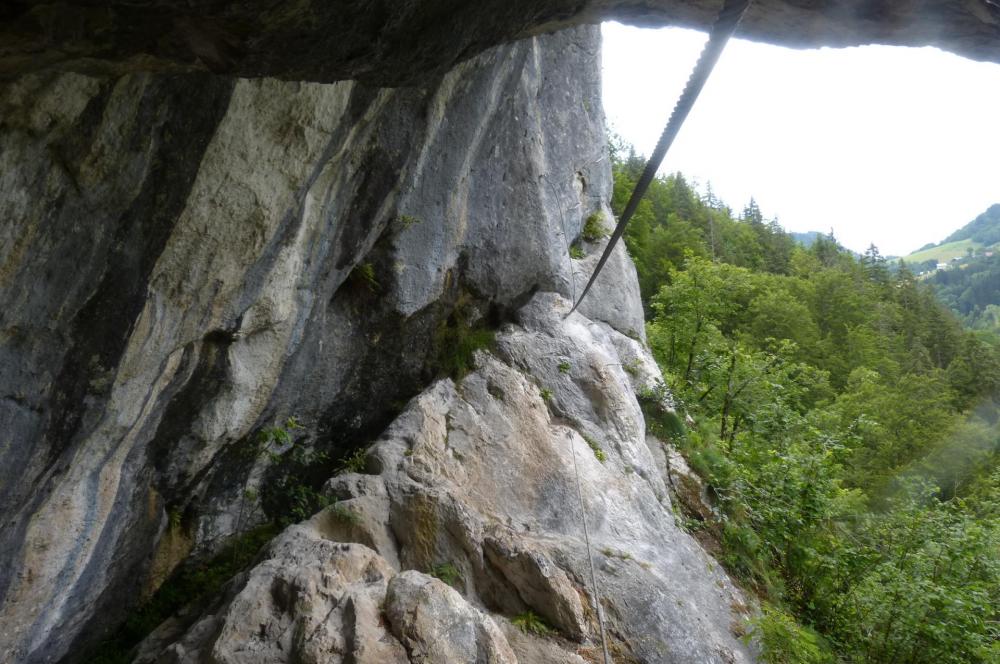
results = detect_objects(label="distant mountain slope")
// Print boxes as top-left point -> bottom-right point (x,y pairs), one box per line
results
905,238 -> 983,265
902,204 -> 1000,265
903,204 -> 1000,330
927,254 -> 1000,330
942,203 -> 1000,244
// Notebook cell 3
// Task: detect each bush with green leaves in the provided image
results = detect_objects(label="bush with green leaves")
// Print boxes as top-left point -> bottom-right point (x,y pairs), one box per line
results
611,136 -> 1000,663
749,604 -> 833,664
247,419 -> 333,527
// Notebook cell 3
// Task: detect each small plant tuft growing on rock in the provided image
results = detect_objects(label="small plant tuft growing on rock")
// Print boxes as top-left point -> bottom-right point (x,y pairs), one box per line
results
581,211 -> 608,242
350,261 -> 380,292
336,447 -> 368,474
600,547 -> 632,561
431,561 -> 463,588
569,244 -> 585,260
583,434 -> 606,463
558,361 -> 571,374
539,387 -> 554,402
168,508 -> 183,531
397,214 -> 421,230
432,292 -> 496,379
329,501 -> 361,526
512,610 -> 552,636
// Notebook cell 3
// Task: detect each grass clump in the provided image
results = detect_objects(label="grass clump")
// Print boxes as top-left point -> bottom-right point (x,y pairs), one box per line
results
512,610 -> 552,636
599,547 -> 632,561
336,447 -> 368,474
397,214 -> 421,230
433,295 -> 496,380
581,211 -> 608,242
437,326 -> 495,379
557,361 -> 571,374
431,561 -> 463,588
582,435 -> 607,463
349,262 -> 380,292
539,387 -> 553,402
569,244 -> 585,260
328,500 -> 361,526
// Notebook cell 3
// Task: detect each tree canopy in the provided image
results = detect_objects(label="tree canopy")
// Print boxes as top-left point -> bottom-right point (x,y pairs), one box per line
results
614,139 -> 1000,663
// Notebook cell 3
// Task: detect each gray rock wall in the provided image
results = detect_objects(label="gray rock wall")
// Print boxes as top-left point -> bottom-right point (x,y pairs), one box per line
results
134,293 -> 756,664
4,1 -> 1000,83
0,26 -> 641,663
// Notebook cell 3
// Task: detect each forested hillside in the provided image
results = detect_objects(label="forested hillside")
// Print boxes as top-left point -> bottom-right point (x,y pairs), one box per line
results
927,254 -> 1000,331
943,204 -> 1000,245
896,205 -> 1000,330
612,140 -> 1000,663
908,205 -> 1000,334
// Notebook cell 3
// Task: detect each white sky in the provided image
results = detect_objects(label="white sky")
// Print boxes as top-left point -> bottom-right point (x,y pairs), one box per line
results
601,22 -> 1000,256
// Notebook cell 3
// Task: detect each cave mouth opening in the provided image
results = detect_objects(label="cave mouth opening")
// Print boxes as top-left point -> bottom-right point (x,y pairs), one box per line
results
600,20 -> 1000,258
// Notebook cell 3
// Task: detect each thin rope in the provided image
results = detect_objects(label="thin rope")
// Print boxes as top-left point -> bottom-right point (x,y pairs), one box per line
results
568,430 -> 611,664
568,0 -> 753,316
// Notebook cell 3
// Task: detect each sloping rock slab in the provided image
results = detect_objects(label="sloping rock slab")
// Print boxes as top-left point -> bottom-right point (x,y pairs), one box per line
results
142,293 -> 755,663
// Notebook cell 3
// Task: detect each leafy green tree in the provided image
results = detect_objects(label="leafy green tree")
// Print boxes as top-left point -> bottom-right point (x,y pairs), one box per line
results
614,137 -> 1000,662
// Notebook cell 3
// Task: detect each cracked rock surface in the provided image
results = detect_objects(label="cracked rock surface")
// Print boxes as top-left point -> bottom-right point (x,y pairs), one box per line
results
6,0 -> 978,659
137,293 -> 755,664
0,26 -> 627,663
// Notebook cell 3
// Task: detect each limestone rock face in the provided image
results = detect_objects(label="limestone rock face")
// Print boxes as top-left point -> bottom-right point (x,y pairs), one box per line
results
3,0 -> 1000,83
0,26 -> 634,663
135,532 -> 407,664
9,0 -> 979,660
137,293 -> 755,664
385,571 -> 518,664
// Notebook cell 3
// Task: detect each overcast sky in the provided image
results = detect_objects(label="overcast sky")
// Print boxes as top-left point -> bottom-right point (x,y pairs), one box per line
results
601,22 -> 1000,256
